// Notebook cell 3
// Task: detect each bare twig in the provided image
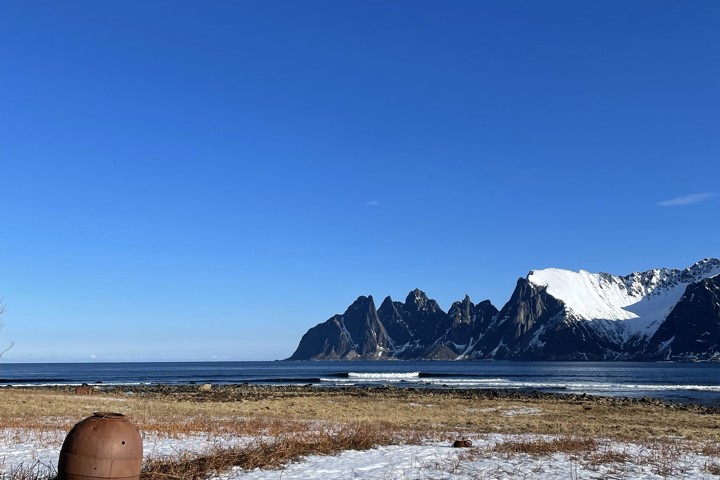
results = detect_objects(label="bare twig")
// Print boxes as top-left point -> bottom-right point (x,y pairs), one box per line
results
0,301 -> 13,358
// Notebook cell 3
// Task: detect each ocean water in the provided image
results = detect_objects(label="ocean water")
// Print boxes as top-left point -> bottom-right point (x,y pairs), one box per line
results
1,361 -> 720,405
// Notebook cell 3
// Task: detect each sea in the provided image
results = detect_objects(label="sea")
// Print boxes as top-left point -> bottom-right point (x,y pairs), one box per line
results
2,361 -> 720,406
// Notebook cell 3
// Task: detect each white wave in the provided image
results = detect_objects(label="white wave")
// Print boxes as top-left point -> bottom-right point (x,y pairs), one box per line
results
347,372 -> 420,379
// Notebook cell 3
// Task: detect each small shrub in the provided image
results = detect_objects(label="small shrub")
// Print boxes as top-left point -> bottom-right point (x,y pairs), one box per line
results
702,443 -> 720,456
588,450 -> 631,465
1,461 -> 56,480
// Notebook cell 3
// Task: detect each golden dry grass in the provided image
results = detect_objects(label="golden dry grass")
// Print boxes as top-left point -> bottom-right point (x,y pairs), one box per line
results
1,387 -> 719,443
492,436 -> 598,455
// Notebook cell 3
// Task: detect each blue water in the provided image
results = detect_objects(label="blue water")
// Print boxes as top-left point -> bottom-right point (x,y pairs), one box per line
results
2,361 -> 720,405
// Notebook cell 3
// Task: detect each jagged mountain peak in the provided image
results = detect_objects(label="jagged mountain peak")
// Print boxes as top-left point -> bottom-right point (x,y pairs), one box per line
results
345,295 -> 376,312
615,258 -> 720,299
448,295 -> 471,313
449,294 -> 472,307
405,288 -> 439,312
352,294 -> 374,303
379,295 -> 395,309
682,257 -> 720,279
406,288 -> 427,302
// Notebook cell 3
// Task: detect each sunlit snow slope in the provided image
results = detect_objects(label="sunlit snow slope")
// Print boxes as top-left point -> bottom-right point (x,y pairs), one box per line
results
528,259 -> 720,338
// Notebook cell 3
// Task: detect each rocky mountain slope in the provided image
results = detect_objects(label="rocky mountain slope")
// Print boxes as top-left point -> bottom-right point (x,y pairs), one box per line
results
288,258 -> 720,361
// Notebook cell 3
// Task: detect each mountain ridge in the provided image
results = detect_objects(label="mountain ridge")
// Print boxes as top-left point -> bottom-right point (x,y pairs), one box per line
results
288,258 -> 720,361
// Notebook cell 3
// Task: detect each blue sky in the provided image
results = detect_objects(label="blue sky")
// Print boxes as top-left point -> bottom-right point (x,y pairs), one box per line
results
1,1 -> 718,362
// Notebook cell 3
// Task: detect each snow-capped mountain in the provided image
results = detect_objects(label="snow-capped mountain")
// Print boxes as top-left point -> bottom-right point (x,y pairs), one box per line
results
288,259 -> 720,361
529,258 -> 720,331
519,258 -> 720,356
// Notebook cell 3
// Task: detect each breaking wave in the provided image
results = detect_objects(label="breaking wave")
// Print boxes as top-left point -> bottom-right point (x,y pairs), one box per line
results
348,372 -> 420,379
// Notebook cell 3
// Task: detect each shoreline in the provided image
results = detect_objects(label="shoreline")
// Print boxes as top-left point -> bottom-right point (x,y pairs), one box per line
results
7,383 -> 720,413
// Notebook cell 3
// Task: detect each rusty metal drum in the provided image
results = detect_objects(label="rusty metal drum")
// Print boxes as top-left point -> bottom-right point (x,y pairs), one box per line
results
58,412 -> 143,480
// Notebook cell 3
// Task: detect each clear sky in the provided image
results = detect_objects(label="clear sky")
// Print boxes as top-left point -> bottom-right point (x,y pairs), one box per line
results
1,1 -> 718,362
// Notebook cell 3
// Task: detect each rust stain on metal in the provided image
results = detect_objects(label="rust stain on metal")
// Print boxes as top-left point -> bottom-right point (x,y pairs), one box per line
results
58,412 -> 143,480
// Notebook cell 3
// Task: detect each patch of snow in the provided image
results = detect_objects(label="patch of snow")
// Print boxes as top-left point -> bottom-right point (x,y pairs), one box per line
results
655,335 -> 675,357
213,435 -> 720,479
528,324 -> 547,349
488,339 -> 505,357
4,429 -> 720,480
338,320 -> 357,350
466,406 -> 542,417
391,341 -> 413,356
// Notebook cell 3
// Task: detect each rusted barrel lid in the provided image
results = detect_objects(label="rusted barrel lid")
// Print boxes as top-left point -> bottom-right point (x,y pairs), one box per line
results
58,412 -> 143,480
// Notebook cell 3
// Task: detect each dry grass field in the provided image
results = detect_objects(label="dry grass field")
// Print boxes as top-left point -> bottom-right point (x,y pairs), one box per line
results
1,386 -> 720,479
3,386 -> 715,442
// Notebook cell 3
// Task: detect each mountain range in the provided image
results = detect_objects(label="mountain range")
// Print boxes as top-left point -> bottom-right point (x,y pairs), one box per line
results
288,258 -> 720,361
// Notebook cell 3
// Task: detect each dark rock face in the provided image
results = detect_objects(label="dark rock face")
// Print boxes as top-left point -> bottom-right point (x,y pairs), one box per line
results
475,278 -> 564,359
377,296 -> 413,346
482,278 -> 629,360
435,296 -> 499,358
287,296 -> 390,360
287,261 -> 720,361
642,276 -> 720,360
403,289 -> 448,345
288,289 -> 498,360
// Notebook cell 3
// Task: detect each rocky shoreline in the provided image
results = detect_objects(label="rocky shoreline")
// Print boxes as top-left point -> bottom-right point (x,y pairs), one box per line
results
29,383 -> 720,415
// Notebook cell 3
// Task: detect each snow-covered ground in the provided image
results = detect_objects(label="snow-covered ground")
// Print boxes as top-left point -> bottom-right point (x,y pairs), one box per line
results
2,428 -> 719,479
